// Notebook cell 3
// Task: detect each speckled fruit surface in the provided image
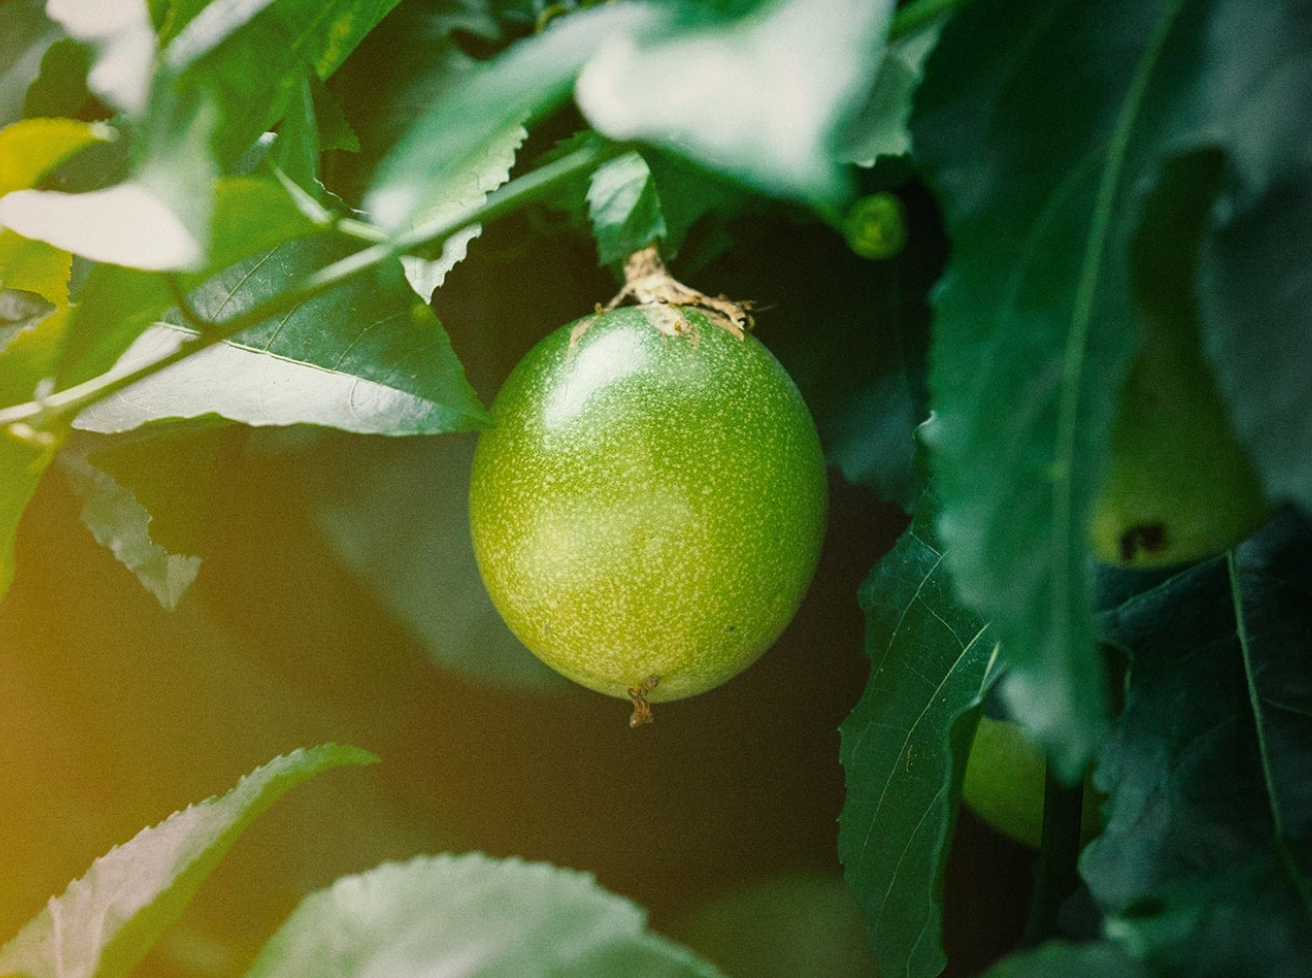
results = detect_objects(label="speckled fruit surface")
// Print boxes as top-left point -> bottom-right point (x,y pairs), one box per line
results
469,305 -> 828,703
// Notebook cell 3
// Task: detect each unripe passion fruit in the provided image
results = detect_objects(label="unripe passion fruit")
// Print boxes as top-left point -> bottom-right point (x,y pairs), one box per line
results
469,305 -> 827,716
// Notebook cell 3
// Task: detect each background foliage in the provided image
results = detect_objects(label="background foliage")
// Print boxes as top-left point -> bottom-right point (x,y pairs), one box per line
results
1,0 -> 1309,976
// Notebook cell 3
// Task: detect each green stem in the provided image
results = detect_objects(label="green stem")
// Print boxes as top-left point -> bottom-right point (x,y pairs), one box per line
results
1022,767 -> 1086,947
889,0 -> 968,38
0,141 -> 618,431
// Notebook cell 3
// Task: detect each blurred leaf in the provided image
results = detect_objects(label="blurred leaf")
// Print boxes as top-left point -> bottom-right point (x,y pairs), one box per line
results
838,490 -> 998,978
0,434 -> 52,600
45,0 -> 157,115
0,289 -> 54,354
58,450 -> 202,611
73,236 -> 488,435
1083,510 -> 1312,975
575,0 -> 893,209
980,941 -> 1151,978
242,852 -> 727,978
0,1 -> 62,128
269,71 -> 322,197
300,433 -> 563,690
836,17 -> 940,165
0,744 -> 377,978
910,0 -> 1312,776
1199,161 -> 1312,514
0,117 -> 112,197
586,150 -> 667,266
364,1 -> 663,232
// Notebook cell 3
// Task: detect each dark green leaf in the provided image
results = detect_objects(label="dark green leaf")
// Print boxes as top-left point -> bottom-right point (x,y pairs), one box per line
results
1199,162 -> 1312,514
300,433 -> 564,690
73,236 -> 488,435
586,150 -> 667,266
910,0 -> 1312,776
575,0 -> 893,208
242,853 -> 727,978
22,37 -> 91,119
839,490 -> 998,978
0,744 -> 377,978
364,1 -> 663,232
981,941 -> 1151,978
58,449 -> 202,611
0,0 -> 62,128
1083,510 -> 1312,975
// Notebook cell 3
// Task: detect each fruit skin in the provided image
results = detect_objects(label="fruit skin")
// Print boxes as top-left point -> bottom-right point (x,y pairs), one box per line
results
1090,310 -> 1271,568
469,304 -> 828,703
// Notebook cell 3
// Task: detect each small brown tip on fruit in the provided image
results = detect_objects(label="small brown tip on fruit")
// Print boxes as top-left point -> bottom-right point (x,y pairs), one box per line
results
628,675 -> 660,728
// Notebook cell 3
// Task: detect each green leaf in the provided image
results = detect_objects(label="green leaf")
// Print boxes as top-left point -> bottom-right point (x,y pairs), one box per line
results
23,37 -> 92,118
242,852 -> 727,978
0,432 -> 51,599
1083,510 -> 1312,975
0,1 -> 62,128
364,1 -> 662,232
909,0 -> 1312,776
300,433 -> 564,690
838,490 -> 998,978
72,236 -> 488,435
1199,161 -> 1312,514
0,230 -> 71,305
586,150 -> 667,266
157,0 -> 405,169
836,17 -> 941,164
0,743 -> 377,978
57,449 -> 202,611
54,174 -> 322,387
45,0 -> 157,115
575,0 -> 894,209
980,941 -> 1151,978
0,289 -> 54,354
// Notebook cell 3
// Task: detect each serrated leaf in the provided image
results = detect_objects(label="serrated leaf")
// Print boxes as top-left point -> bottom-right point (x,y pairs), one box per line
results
72,236 -> 488,435
838,491 -> 998,978
1082,510 -> 1312,975
45,0 -> 157,115
397,121 -> 525,301
0,433 -> 52,599
909,0 -> 1312,777
981,941 -> 1151,978
0,230 -> 73,305
586,150 -> 667,266
575,0 -> 893,209
837,19 -> 940,164
0,1 -> 63,128
0,743 -> 377,978
364,1 -> 663,233
242,852 -> 727,978
58,450 -> 201,611
301,434 -> 563,690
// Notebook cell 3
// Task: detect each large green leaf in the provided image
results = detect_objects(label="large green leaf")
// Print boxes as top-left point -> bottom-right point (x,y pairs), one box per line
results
838,490 -> 998,978
72,236 -> 488,435
1083,510 -> 1312,976
44,0 -> 156,114
575,0 -> 893,208
0,744 -> 376,978
242,852 -> 727,978
910,0 -> 1311,777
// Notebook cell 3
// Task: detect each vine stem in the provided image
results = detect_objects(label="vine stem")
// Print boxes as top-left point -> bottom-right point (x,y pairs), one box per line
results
1021,768 -> 1086,947
0,140 -> 618,432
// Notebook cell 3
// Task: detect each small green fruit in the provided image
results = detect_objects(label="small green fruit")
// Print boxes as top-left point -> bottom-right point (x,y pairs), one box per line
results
1090,311 -> 1270,568
469,305 -> 827,716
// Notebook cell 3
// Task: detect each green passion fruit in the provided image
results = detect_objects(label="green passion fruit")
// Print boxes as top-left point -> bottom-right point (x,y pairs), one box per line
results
469,305 -> 827,721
